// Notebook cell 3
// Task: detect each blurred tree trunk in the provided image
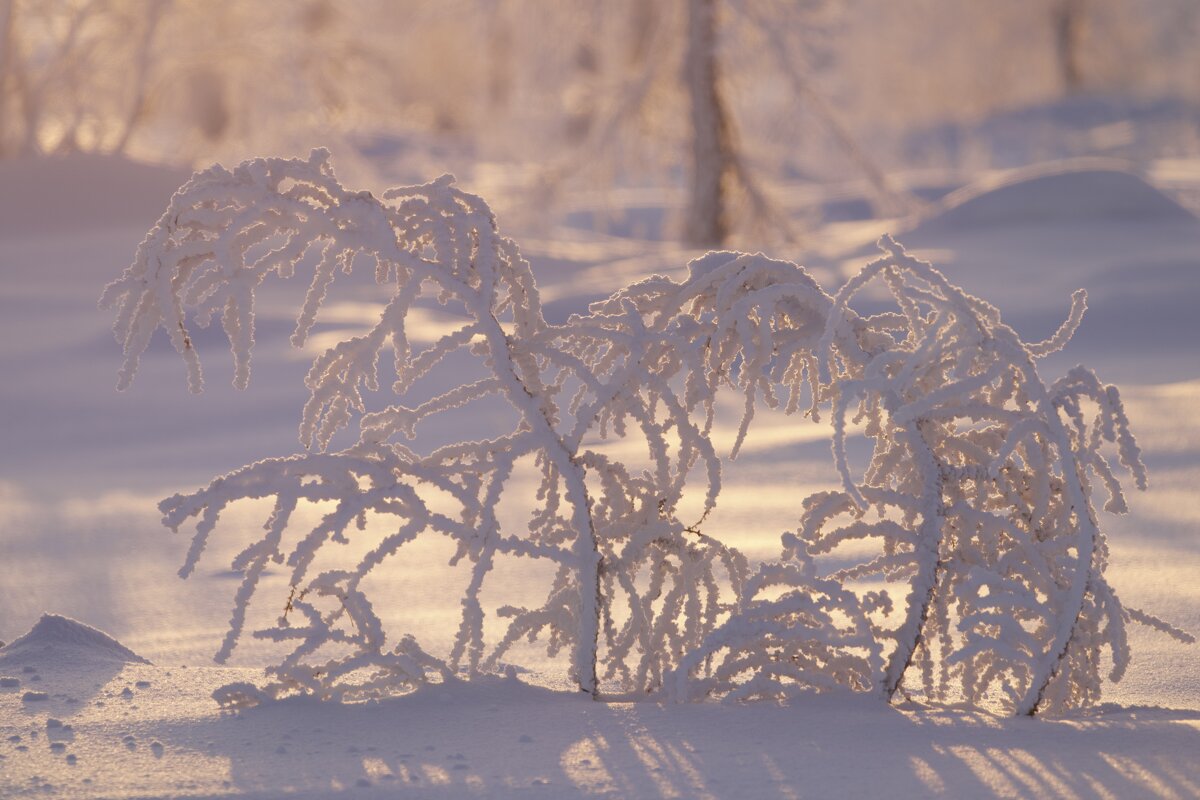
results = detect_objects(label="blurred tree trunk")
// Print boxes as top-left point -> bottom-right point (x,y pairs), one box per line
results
1053,0 -> 1086,93
0,0 -> 12,155
486,0 -> 512,112
684,0 -> 734,247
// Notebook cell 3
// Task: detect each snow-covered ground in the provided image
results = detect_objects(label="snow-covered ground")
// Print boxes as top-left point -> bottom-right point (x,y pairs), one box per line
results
1,153 -> 1198,798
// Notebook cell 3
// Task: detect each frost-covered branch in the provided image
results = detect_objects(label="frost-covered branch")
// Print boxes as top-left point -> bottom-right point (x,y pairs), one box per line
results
106,153 -> 1187,712
104,150 -> 607,696
798,236 -> 1175,715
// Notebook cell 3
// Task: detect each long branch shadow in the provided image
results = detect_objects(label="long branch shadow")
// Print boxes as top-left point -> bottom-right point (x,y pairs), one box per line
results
157,681 -> 1200,799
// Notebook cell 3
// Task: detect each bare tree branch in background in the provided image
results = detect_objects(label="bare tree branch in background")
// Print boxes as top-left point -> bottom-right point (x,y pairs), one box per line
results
112,0 -> 169,153
732,0 -> 923,219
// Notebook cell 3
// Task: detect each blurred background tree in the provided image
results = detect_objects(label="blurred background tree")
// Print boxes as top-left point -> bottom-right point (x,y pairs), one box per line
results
1,0 -> 1197,244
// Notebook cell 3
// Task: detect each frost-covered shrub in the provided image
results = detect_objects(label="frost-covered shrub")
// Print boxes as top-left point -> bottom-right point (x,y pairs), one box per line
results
102,152 -> 606,698
793,238 -> 1191,714
101,150 -> 747,700
103,151 -> 1189,713
664,237 -> 1190,713
568,249 -> 836,693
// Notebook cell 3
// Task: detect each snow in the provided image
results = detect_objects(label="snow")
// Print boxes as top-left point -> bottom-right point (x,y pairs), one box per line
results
1,153 -> 1198,797
0,153 -> 191,238
2,655 -> 1199,798
0,615 -> 149,668
914,164 -> 1196,233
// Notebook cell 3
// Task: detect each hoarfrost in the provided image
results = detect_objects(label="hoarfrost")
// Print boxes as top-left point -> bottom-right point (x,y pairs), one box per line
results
103,152 -> 1190,714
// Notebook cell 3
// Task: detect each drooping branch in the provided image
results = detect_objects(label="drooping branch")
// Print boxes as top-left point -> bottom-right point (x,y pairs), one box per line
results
105,153 -> 1187,713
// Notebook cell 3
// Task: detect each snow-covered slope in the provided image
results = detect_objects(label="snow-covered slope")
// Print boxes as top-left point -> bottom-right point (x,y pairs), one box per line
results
865,164 -> 1200,385
913,163 -> 1195,232
0,153 -> 191,238
1,154 -> 1198,798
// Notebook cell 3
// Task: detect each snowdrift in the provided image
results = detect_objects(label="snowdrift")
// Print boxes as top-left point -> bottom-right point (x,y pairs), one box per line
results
913,163 -> 1194,235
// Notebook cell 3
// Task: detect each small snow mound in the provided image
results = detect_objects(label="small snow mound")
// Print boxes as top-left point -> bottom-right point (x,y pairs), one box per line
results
914,164 -> 1195,234
0,614 -> 149,666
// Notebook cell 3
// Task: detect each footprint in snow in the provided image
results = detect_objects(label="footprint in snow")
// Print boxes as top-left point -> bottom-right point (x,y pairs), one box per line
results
53,728 -> 72,738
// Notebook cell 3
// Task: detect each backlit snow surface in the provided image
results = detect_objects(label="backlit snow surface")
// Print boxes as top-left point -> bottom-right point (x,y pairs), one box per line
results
1,154 -> 1198,798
